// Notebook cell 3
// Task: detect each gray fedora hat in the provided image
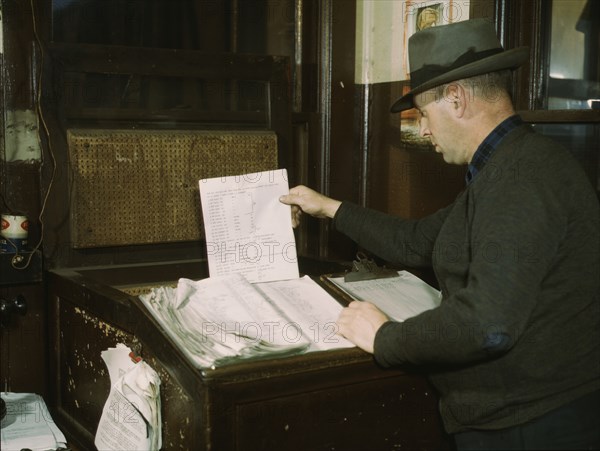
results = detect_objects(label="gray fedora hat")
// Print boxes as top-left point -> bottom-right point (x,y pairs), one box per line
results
390,18 -> 529,113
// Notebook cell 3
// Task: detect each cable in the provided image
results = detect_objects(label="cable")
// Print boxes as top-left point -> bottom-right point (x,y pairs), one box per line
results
8,0 -> 57,270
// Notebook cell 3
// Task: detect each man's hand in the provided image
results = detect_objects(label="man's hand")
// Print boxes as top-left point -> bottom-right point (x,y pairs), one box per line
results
336,301 -> 389,354
279,185 -> 342,228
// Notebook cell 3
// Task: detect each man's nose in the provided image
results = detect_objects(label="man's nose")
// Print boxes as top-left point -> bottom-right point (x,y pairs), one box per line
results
419,119 -> 430,138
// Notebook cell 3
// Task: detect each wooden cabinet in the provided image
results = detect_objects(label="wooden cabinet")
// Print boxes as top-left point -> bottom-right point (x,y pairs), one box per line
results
47,260 -> 452,450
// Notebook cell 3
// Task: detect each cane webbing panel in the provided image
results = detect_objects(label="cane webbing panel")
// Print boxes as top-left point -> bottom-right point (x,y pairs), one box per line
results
68,129 -> 278,248
117,283 -> 177,297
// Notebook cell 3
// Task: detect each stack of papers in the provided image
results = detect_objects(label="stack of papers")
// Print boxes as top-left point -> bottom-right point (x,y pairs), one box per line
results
0,392 -> 67,451
95,344 -> 161,451
140,274 -> 354,368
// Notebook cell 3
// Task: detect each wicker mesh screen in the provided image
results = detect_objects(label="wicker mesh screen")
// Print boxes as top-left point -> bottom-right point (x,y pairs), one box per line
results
68,129 -> 278,248
117,283 -> 177,297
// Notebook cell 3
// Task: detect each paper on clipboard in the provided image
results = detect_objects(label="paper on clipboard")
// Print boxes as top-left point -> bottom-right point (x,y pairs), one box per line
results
324,270 -> 442,322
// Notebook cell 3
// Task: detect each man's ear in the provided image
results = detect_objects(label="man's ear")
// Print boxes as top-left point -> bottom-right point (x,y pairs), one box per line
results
444,83 -> 467,118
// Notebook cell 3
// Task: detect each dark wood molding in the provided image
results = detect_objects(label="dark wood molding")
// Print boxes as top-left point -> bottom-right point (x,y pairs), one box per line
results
519,109 -> 600,124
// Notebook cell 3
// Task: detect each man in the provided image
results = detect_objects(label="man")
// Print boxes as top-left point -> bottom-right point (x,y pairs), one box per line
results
279,19 -> 600,450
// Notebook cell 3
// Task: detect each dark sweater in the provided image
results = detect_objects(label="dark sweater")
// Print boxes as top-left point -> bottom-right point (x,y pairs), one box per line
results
334,125 -> 600,433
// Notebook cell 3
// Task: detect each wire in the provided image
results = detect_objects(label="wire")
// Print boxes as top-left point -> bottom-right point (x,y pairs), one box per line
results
8,0 -> 57,270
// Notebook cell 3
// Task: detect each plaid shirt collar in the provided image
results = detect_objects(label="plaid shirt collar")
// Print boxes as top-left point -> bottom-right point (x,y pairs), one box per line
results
466,115 -> 524,185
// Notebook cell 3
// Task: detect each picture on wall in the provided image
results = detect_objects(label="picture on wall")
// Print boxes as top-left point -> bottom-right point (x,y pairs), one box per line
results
408,1 -> 446,36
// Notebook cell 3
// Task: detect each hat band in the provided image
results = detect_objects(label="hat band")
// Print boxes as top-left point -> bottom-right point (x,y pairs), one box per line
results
410,47 -> 504,89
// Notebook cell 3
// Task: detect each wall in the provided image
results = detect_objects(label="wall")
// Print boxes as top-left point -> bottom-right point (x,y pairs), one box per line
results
1,0 -> 47,397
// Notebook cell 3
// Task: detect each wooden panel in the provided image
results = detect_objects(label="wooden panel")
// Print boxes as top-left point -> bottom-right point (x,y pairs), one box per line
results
0,283 -> 47,396
233,374 -> 443,450
50,294 -> 200,450
47,264 -> 209,449
387,146 -> 465,219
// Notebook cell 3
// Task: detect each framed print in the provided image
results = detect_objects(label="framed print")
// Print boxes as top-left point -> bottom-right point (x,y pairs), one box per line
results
407,1 -> 447,36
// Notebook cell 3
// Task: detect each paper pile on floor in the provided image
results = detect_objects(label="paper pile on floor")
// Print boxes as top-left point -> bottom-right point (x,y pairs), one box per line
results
0,392 -> 67,451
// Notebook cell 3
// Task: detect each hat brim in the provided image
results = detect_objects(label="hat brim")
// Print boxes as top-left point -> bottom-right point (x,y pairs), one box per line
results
390,46 -> 529,113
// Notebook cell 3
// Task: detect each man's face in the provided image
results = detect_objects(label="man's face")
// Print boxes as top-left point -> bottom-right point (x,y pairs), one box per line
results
414,89 -> 468,165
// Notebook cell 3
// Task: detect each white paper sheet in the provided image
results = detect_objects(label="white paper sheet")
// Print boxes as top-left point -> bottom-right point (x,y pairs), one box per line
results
178,274 -> 311,348
256,276 -> 354,351
199,169 -> 299,283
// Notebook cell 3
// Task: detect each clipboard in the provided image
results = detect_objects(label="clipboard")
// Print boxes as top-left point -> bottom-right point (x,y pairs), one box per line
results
318,252 -> 400,306
319,253 -> 442,321
342,252 -> 399,282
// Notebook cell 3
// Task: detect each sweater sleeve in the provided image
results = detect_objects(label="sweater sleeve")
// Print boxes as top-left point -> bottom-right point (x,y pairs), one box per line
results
333,201 -> 451,267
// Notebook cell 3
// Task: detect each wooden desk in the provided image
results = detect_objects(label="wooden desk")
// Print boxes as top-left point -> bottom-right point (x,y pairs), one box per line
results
47,259 -> 452,450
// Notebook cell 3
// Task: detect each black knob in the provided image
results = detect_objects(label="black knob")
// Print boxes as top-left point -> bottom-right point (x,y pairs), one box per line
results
0,294 -> 27,327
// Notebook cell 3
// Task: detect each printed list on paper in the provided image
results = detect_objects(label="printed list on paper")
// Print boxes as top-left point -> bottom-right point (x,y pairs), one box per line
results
199,169 -> 299,283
